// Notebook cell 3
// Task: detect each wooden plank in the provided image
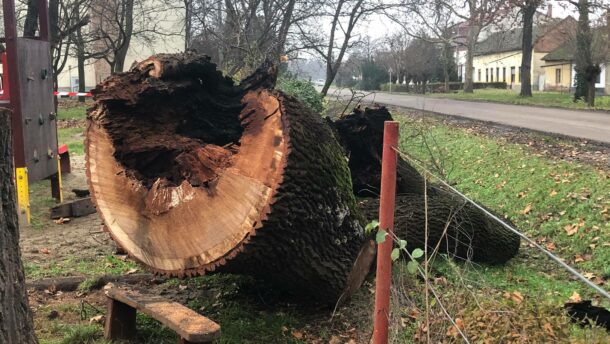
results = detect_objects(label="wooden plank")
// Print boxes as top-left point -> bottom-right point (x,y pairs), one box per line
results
105,286 -> 220,343
104,298 -> 136,340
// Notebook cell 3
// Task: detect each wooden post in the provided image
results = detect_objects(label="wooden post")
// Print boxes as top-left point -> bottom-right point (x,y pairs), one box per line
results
372,121 -> 399,344
104,298 -> 137,341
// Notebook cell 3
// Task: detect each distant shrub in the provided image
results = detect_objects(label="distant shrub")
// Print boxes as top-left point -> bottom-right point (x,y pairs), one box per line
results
380,82 -> 507,93
276,77 -> 324,114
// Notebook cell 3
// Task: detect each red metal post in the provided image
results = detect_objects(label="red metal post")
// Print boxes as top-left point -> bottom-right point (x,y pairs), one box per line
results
372,121 -> 399,344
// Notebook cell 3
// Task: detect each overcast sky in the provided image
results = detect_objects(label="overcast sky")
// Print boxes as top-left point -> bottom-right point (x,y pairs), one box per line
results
358,0 -> 578,40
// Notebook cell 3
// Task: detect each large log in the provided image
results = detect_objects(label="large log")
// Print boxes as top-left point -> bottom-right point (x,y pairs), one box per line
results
332,107 -> 520,264
86,53 -> 372,303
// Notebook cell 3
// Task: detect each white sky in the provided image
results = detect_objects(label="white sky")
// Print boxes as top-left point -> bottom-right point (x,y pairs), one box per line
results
358,0 -> 578,40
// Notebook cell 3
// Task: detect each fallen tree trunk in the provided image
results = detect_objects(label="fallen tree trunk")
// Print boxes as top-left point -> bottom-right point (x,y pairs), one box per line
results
359,195 -> 520,264
87,53 -> 519,304
86,53 -> 373,303
332,107 -> 520,264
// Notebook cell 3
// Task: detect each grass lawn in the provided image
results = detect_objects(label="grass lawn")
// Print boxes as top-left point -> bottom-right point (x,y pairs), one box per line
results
424,88 -> 610,111
391,112 -> 610,342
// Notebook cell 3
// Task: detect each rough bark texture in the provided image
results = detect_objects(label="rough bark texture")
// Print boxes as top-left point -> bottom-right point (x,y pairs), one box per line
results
359,195 -> 520,264
520,2 -> 536,97
86,53 -> 368,303
331,106 -> 520,264
0,109 -> 38,343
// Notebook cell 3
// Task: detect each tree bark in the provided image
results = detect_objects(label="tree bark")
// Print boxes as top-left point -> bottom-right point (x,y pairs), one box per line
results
463,25 -> 479,93
359,194 -> 520,264
0,109 -> 38,343
330,106 -> 520,264
113,0 -> 134,73
520,2 -> 537,97
86,53 -> 371,304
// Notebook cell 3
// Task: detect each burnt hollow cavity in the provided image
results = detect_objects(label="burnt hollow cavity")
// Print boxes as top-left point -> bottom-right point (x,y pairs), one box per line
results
100,69 -> 245,189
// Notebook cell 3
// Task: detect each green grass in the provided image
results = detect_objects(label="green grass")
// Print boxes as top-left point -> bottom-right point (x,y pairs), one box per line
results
423,89 -> 610,111
24,255 -> 139,280
57,127 -> 85,155
58,105 -> 88,121
396,115 -> 609,296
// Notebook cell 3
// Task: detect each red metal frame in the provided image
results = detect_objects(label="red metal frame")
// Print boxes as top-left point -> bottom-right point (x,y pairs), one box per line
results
372,121 -> 399,344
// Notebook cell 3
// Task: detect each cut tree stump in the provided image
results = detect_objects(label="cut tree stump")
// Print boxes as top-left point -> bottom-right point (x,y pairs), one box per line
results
86,53 -> 372,303
104,284 -> 220,343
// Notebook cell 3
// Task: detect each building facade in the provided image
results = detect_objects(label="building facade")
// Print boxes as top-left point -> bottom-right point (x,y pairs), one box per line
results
470,17 -> 576,91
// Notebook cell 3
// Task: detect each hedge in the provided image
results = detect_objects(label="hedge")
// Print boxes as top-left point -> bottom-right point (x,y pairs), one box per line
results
379,81 -> 507,93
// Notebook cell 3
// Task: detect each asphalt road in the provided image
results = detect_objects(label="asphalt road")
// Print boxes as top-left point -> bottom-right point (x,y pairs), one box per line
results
326,88 -> 610,144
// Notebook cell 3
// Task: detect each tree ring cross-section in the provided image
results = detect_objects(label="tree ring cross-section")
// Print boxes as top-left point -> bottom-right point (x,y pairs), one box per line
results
86,53 -> 369,303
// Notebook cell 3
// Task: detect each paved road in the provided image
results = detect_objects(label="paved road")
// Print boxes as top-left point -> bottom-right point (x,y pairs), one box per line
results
326,88 -> 610,144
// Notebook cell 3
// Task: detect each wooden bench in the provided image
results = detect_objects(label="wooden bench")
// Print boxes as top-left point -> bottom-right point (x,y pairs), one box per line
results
104,284 -> 221,344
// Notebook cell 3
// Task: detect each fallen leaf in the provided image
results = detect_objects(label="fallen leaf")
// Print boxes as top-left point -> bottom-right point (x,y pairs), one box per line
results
178,284 -> 187,291
574,255 -> 584,263
125,268 -> 138,275
584,272 -> 595,279
568,291 -> 581,303
89,315 -> 105,324
291,330 -> 303,339
522,204 -> 532,215
39,248 -> 50,254
543,322 -> 555,337
510,291 -> 524,304
54,217 -> 70,224
545,242 -> 556,251
564,224 -> 578,236
549,190 -> 558,197
329,335 -> 341,344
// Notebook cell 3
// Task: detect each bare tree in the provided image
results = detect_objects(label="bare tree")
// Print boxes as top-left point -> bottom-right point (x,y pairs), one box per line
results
565,0 -> 609,106
439,0 -> 504,93
187,0 -> 309,78
511,0 -> 546,97
385,0 -> 459,90
296,0 -> 394,96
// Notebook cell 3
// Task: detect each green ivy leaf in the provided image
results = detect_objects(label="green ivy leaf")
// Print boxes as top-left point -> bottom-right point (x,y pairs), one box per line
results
412,248 -> 424,259
399,240 -> 407,250
407,260 -> 418,274
391,248 -> 400,261
375,229 -> 387,244
365,219 -> 380,233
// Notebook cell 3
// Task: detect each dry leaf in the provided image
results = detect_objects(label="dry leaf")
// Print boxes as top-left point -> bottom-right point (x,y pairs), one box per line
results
329,335 -> 341,344
549,190 -> 558,196
568,291 -> 581,303
125,268 -> 138,275
89,315 -> 105,324
39,248 -> 50,254
291,330 -> 303,339
545,242 -> 556,251
574,255 -> 584,263
510,291 -> 524,304
543,322 -> 555,337
584,272 -> 595,279
564,224 -> 578,236
522,204 -> 532,215
54,217 -> 71,224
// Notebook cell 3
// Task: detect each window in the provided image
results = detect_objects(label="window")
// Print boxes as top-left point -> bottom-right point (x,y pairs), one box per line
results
490,69 -> 494,82
555,68 -> 561,85
511,67 -> 516,83
486,68 -> 489,82
519,67 -> 522,82
496,68 -> 500,82
478,69 -> 481,82
596,71 -> 601,84
503,67 -> 506,82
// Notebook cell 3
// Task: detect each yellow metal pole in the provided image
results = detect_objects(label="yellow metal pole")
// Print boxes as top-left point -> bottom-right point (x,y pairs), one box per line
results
15,167 -> 30,223
56,156 -> 63,203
